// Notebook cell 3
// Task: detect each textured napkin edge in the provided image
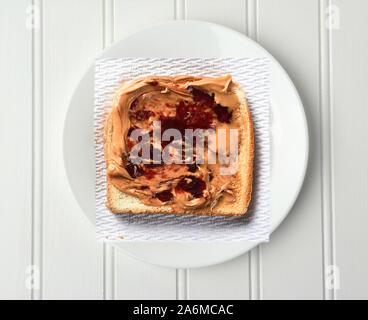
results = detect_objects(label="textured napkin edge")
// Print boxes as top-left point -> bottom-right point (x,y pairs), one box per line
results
94,58 -> 271,242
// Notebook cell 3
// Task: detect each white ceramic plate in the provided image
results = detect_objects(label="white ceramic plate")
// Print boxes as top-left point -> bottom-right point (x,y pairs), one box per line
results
63,21 -> 308,269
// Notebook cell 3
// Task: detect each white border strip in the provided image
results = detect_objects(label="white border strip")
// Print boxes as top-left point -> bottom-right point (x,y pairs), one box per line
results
247,0 -> 262,300
174,0 -> 186,20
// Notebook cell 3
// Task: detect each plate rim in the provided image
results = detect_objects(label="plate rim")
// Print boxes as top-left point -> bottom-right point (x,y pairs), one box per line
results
63,20 -> 309,268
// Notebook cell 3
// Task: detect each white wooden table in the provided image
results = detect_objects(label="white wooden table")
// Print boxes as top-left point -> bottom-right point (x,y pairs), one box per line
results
1,0 -> 367,300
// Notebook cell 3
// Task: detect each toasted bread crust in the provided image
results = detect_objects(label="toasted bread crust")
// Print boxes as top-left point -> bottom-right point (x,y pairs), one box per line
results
104,81 -> 253,216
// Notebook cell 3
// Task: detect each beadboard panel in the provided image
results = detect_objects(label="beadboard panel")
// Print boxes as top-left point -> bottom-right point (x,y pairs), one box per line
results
331,0 -> 368,299
186,0 -> 247,33
42,0 -> 103,299
112,0 -> 178,300
0,0 -> 33,300
258,0 -> 324,299
114,0 -> 174,41
114,251 -> 177,299
188,254 -> 250,300
185,0 -> 252,300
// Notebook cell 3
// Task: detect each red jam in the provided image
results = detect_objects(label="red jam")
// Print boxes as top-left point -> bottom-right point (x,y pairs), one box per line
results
214,104 -> 232,123
187,86 -> 214,105
130,98 -> 138,110
175,176 -> 206,198
126,87 -> 230,198
175,100 -> 214,129
135,110 -> 155,121
187,163 -> 197,172
143,169 -> 156,180
154,190 -> 173,202
126,162 -> 144,178
159,87 -> 217,135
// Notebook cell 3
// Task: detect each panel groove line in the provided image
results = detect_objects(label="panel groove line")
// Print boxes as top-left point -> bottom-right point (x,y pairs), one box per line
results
318,0 -> 336,300
174,0 -> 186,20
247,0 -> 262,301
32,0 -> 44,300
249,246 -> 263,300
247,0 -> 259,39
103,0 -> 116,300
176,269 -> 188,300
104,243 -> 115,299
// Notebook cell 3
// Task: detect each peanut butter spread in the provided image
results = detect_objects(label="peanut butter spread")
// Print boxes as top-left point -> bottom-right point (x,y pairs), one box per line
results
104,75 -> 242,211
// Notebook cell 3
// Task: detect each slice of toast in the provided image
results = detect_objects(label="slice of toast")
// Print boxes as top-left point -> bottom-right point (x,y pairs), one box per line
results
104,79 -> 253,216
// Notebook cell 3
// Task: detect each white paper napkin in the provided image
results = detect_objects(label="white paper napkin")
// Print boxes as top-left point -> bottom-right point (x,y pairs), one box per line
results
95,58 -> 270,242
